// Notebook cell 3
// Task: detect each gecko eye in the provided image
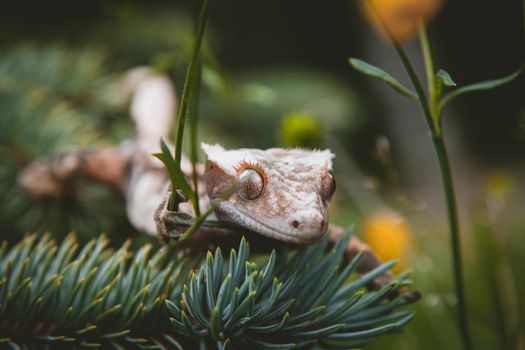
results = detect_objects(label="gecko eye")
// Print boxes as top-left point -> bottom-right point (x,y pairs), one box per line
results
321,172 -> 336,200
236,168 -> 265,200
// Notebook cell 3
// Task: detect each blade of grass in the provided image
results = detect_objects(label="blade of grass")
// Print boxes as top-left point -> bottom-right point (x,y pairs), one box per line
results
153,140 -> 195,210
173,0 -> 213,167
171,0 -> 214,212
189,56 -> 203,216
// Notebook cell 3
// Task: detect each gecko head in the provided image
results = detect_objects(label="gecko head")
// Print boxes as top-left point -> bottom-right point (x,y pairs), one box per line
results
202,143 -> 336,244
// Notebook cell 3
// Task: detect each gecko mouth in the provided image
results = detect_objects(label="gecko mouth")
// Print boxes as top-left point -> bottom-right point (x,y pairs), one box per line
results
214,200 -> 323,244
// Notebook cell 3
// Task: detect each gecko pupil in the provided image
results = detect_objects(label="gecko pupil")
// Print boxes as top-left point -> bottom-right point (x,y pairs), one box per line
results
236,168 -> 264,200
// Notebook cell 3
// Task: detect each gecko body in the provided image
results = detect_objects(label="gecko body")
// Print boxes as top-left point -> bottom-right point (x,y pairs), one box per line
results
19,68 -> 392,288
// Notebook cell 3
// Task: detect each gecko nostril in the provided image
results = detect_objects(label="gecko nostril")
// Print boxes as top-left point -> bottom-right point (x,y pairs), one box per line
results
291,220 -> 299,228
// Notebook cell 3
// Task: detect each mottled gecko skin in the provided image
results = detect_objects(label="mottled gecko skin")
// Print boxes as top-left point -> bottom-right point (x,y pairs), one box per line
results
201,143 -> 336,244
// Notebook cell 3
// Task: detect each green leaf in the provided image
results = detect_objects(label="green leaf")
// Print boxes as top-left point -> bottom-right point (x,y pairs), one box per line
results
165,300 -> 181,317
326,313 -> 414,341
436,69 -> 456,87
224,291 -> 257,330
294,323 -> 345,339
163,335 -> 184,350
218,338 -> 231,350
333,260 -> 398,302
102,330 -> 131,339
242,338 -> 295,350
152,139 -> 195,210
440,65 -> 524,109
185,278 -> 209,328
215,274 -> 232,313
213,248 -> 224,292
210,307 -> 221,341
247,312 -> 290,333
172,0 -> 214,167
349,58 -> 417,100
205,252 -> 217,311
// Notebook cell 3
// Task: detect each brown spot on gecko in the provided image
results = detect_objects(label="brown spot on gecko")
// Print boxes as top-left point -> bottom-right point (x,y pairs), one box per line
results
205,160 -> 235,197
258,184 -> 289,217
291,220 -> 299,228
294,184 -> 306,193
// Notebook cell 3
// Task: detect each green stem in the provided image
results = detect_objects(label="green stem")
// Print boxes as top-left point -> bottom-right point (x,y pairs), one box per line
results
189,57 -> 202,216
431,135 -> 472,350
170,0 -> 213,213
394,40 -> 473,350
174,205 -> 216,246
419,24 -> 439,118
173,0 -> 213,168
201,220 -> 240,230
417,25 -> 472,350
391,41 -> 438,135
172,184 -> 237,245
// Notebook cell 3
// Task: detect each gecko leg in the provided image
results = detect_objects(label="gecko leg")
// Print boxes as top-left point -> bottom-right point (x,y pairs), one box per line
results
18,147 -> 129,198
154,188 -> 194,242
331,225 -> 421,299
153,188 -> 241,251
329,224 -> 393,290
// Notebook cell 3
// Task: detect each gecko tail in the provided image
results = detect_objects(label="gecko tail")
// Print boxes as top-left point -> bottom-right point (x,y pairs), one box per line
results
119,67 -> 180,236
121,67 -> 177,151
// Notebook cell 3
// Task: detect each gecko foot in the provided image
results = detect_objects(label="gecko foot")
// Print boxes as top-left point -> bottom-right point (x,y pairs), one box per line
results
154,188 -> 194,242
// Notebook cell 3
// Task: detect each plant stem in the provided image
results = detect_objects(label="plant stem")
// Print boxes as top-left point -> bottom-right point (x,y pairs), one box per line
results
417,25 -> 472,350
419,24 -> 434,92
173,0 -> 213,168
432,134 -> 472,350
419,23 -> 439,118
391,41 -> 437,135
174,205 -> 216,245
171,0 -> 212,213
189,57 -> 202,216
389,26 -> 472,350
172,183 -> 237,245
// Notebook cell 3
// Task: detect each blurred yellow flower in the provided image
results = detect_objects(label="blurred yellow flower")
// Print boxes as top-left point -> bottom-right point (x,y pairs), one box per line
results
363,209 -> 412,268
486,170 -> 513,200
361,0 -> 444,42
279,112 -> 324,148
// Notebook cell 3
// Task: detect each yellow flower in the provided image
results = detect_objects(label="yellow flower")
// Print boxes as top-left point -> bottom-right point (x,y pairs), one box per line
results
279,112 -> 324,148
486,170 -> 513,200
363,209 -> 412,268
361,0 -> 444,42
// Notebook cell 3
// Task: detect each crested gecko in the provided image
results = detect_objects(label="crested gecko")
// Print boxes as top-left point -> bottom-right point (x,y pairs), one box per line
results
18,67 -> 390,288
156,143 -> 336,244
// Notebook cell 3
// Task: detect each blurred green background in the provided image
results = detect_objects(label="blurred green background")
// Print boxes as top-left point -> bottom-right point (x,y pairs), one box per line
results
0,0 -> 524,349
